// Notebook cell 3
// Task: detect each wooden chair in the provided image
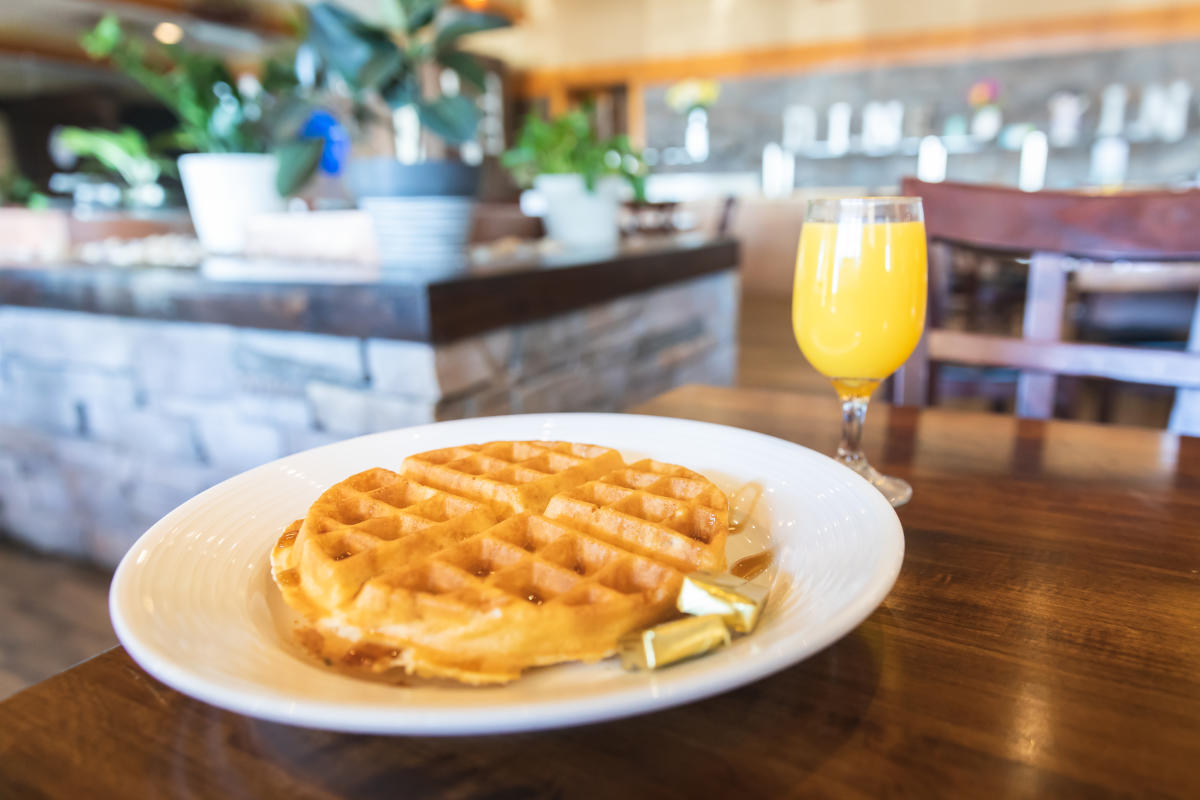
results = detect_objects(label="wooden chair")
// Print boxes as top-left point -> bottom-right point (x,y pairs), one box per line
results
895,178 -> 1200,435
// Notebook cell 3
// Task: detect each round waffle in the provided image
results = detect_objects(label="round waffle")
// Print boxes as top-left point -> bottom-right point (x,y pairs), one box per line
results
271,441 -> 729,684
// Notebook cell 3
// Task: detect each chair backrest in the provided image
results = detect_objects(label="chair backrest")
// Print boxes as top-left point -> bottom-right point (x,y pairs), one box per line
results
896,178 -> 1200,434
906,178 -> 1200,261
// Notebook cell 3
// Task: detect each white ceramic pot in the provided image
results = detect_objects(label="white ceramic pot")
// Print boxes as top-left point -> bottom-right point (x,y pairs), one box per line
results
534,174 -> 623,249
178,153 -> 284,254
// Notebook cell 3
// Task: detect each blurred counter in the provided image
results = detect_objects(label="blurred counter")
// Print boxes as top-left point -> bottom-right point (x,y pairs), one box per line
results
0,234 -> 736,342
0,235 -> 739,565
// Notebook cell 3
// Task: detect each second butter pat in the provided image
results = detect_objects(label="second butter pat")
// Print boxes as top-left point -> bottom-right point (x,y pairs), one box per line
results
676,572 -> 769,633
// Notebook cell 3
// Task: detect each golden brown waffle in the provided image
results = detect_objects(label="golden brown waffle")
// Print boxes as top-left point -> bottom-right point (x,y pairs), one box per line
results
401,440 -> 625,513
270,442 -> 729,684
544,459 -> 730,573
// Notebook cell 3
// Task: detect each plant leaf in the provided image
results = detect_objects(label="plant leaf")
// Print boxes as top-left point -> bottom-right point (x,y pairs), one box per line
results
378,0 -> 406,32
434,10 -> 510,49
358,46 -> 405,91
416,95 -> 479,143
436,49 -> 487,92
261,54 -> 301,93
269,95 -> 317,140
397,0 -> 441,33
307,2 -> 399,89
57,126 -> 160,187
80,14 -> 122,58
274,138 -> 324,196
380,75 -> 419,109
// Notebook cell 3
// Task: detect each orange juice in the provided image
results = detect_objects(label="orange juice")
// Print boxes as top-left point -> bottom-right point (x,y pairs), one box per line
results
792,220 -> 927,398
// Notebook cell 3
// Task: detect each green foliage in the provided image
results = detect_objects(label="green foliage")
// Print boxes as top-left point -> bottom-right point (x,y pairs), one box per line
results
416,95 -> 482,144
83,15 -> 248,153
304,0 -> 509,144
435,49 -> 486,92
306,4 -> 396,93
395,0 -> 441,33
502,110 -> 649,201
433,11 -> 510,50
57,126 -> 173,188
0,171 -> 48,209
273,139 -> 325,197
80,14 -> 323,195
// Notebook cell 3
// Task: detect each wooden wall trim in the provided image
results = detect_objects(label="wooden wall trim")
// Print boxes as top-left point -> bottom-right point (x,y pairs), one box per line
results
0,0 -> 297,66
516,3 -> 1200,97
450,0 -> 524,23
94,0 -> 298,37
0,35 -> 96,67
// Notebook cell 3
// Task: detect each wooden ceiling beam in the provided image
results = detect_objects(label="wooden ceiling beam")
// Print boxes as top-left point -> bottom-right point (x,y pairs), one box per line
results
0,1 -> 301,74
516,2 -> 1200,96
0,33 -> 97,68
71,0 -> 299,38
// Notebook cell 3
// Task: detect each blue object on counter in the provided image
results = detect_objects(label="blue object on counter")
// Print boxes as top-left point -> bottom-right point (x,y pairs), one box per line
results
301,110 -> 350,176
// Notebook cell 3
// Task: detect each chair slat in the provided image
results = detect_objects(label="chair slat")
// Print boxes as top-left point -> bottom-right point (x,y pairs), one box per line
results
928,331 -> 1200,390
1072,262 -> 1200,293
1016,252 -> 1070,418
1168,293 -> 1200,433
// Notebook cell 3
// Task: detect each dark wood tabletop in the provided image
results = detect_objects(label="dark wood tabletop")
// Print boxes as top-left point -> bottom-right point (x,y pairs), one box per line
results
0,236 -> 737,343
2,384 -> 1198,799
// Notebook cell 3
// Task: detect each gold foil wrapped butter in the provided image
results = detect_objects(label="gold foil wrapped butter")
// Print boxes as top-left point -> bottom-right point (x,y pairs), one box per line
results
618,614 -> 731,671
677,572 -> 768,633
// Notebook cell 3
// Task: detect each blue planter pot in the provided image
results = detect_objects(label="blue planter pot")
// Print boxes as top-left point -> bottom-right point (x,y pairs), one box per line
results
346,159 -> 480,199
347,160 -> 481,267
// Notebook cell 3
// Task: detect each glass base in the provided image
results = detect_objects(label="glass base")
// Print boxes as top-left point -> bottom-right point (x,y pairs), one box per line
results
836,449 -> 913,508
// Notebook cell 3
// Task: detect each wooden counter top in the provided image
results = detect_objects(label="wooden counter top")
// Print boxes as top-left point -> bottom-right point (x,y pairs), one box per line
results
0,236 -> 738,343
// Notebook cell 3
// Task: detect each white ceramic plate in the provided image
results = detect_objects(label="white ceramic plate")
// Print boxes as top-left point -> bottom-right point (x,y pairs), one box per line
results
110,413 -> 904,735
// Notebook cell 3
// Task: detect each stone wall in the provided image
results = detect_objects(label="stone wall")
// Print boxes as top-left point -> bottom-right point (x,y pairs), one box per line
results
0,271 -> 737,566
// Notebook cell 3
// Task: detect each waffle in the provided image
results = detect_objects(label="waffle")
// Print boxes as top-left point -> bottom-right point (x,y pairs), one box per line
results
400,440 -> 625,513
271,441 -> 729,684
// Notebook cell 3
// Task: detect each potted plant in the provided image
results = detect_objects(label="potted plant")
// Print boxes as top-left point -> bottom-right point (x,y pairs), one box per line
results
502,109 -> 648,249
302,0 -> 509,263
81,15 -> 323,254
56,126 -> 174,209
0,170 -> 48,210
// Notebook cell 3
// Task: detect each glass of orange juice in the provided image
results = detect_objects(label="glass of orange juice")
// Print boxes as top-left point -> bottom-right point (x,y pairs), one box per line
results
793,197 -> 927,506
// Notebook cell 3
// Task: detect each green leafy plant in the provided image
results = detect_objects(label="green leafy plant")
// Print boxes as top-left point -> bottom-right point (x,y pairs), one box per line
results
57,126 -> 173,189
502,109 -> 649,201
0,171 -> 48,209
81,14 -> 323,196
304,0 -> 509,144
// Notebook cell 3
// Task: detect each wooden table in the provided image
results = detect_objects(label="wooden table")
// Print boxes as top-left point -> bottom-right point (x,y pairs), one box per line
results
2,385 -> 1198,798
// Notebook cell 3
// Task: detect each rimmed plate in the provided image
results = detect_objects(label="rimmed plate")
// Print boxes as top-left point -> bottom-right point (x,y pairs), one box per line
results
109,413 -> 903,735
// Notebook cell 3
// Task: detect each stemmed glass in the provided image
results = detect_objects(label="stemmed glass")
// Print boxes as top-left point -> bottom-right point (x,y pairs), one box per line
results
792,197 -> 927,507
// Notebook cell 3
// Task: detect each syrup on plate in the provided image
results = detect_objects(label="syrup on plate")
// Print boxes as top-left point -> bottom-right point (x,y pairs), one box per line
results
730,550 -> 773,580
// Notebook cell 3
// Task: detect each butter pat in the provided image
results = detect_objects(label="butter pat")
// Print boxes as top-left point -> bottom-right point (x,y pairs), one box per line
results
677,572 -> 769,633
618,614 -> 731,671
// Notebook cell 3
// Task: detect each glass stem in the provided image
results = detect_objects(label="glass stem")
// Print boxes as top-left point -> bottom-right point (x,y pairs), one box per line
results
838,396 -> 869,468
